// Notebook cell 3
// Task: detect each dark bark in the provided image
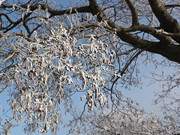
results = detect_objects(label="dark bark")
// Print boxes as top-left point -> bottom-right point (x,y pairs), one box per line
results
148,0 -> 180,43
0,0 -> 180,64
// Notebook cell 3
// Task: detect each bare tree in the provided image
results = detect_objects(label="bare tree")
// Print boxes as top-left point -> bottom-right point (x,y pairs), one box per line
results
66,94 -> 180,135
0,0 -> 180,134
0,0 -> 180,62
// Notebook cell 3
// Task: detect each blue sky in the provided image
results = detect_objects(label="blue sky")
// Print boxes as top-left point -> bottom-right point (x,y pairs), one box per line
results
1,54 -> 173,135
1,0 -> 180,134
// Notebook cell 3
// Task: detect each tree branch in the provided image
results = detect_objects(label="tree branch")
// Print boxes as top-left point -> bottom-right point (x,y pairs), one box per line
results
124,0 -> 139,26
1,0 -> 180,64
165,4 -> 180,8
148,0 -> 180,43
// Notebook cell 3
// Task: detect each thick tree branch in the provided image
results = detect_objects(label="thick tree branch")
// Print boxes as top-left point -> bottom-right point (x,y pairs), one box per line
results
1,0 -> 180,64
0,4 -> 91,34
116,30 -> 180,63
124,0 -> 139,26
148,0 -> 180,43
89,0 -> 180,64
1,3 -> 91,16
24,4 -> 91,17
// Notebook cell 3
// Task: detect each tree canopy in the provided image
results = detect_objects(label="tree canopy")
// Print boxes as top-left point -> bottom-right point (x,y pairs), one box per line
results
0,0 -> 180,134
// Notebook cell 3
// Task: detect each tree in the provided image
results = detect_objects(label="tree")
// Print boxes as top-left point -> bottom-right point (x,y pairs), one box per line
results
67,96 -> 179,135
1,0 -> 180,63
0,0 -> 180,134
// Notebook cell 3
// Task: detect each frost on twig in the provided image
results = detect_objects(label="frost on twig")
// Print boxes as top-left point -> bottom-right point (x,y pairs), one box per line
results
8,24 -> 116,133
